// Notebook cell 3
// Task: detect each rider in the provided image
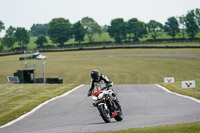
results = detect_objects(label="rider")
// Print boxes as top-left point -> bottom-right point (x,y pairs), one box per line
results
87,69 -> 121,109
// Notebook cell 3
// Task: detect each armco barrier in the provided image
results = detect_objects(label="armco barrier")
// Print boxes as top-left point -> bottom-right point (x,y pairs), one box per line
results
1,45 -> 200,57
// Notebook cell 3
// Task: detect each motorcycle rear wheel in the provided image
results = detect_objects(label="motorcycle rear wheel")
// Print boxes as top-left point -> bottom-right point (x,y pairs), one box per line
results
98,104 -> 111,123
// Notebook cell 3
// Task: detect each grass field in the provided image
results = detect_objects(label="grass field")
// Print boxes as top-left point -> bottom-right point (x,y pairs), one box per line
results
93,121 -> 200,133
1,48 -> 200,84
0,48 -> 200,132
0,84 -> 77,126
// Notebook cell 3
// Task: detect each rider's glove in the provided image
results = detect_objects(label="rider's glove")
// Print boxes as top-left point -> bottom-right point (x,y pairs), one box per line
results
108,82 -> 113,87
87,91 -> 92,97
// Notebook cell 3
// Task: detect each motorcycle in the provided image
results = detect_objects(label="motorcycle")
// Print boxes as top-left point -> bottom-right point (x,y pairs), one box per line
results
90,82 -> 123,123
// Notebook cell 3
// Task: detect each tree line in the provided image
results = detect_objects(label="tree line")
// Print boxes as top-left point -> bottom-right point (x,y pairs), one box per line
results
0,8 -> 200,51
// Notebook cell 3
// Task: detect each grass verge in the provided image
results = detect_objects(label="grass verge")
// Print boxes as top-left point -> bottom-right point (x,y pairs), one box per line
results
93,121 -> 200,133
160,79 -> 200,100
0,83 -> 77,126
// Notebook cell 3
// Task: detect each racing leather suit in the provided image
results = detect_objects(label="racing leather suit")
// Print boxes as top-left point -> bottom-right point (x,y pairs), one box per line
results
88,75 -> 121,109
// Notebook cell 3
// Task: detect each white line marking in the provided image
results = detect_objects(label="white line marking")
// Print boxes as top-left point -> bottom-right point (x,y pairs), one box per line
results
155,84 -> 200,104
0,84 -> 84,129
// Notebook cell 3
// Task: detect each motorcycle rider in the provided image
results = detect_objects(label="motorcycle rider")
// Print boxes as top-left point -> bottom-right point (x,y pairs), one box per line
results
87,69 -> 121,110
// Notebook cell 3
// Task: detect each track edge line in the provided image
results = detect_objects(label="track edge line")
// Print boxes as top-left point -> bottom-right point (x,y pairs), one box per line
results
155,84 -> 200,104
0,84 -> 84,129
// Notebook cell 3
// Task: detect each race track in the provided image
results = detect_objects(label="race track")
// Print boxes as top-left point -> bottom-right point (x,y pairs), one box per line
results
1,84 -> 200,133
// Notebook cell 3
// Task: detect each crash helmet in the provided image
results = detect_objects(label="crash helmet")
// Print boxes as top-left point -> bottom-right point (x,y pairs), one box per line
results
91,69 -> 100,80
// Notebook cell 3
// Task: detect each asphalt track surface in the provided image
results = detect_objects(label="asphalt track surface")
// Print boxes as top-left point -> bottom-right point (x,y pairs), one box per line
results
1,84 -> 200,133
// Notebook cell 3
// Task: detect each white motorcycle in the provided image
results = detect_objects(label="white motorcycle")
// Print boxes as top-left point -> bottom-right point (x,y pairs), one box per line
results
90,82 -> 123,123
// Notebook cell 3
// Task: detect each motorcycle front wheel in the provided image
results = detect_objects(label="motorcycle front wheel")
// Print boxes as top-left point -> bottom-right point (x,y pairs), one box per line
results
114,109 -> 123,121
98,104 -> 111,123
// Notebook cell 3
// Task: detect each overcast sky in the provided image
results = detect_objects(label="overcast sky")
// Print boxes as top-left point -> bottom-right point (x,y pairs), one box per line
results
1,0 -> 200,33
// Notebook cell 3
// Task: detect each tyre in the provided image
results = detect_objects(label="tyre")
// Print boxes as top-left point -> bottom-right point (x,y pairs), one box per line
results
114,109 -> 123,121
98,104 -> 111,123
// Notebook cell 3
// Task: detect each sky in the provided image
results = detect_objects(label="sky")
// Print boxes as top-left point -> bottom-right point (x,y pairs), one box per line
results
0,0 -> 200,36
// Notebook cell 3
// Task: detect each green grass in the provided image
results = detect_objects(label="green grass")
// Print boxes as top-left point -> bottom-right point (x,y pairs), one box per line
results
0,84 -> 77,126
93,121 -> 200,133
161,79 -> 200,100
30,49 -> 200,85
1,49 -> 200,84
0,48 -> 200,131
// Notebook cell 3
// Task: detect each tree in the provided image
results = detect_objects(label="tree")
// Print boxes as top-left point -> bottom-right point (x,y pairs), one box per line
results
81,17 -> 102,43
127,18 -> 147,41
108,18 -> 126,43
48,18 -> 73,46
1,26 -> 16,50
147,20 -> 163,40
0,44 -> 3,52
30,24 -> 48,36
195,8 -> 200,27
35,35 -> 48,47
164,16 -> 179,39
15,27 -> 30,51
73,21 -> 85,44
0,20 -> 5,34
185,9 -> 199,39
179,15 -> 186,39
102,25 -> 109,32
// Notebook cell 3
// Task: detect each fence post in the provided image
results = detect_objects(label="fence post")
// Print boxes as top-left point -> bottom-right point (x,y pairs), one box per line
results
43,62 -> 46,84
